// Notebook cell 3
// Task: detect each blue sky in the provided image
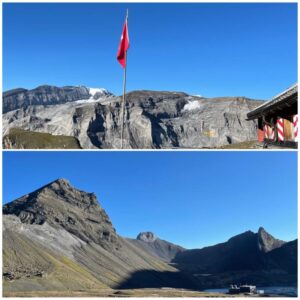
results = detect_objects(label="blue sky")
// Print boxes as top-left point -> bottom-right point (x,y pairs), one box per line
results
3,3 -> 297,99
3,151 -> 297,249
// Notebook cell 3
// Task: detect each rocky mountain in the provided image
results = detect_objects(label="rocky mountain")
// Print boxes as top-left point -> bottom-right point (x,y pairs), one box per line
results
3,179 -> 200,294
172,228 -> 297,287
3,86 -> 264,149
173,228 -> 287,272
127,232 -> 185,262
3,179 -> 119,249
3,85 -> 113,113
257,227 -> 286,253
3,179 -> 297,295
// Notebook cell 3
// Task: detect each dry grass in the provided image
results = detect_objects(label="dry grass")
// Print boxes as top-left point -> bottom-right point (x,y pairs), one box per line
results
218,140 -> 261,149
3,128 -> 81,149
3,288 -> 239,298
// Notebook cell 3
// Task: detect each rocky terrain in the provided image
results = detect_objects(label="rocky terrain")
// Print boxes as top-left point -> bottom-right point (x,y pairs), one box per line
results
173,227 -> 286,271
3,85 -> 264,149
172,228 -> 297,288
3,85 -> 113,113
3,179 -> 297,296
126,232 -> 185,262
3,179 -> 200,295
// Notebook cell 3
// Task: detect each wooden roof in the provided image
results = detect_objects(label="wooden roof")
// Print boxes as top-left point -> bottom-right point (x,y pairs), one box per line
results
247,83 -> 298,120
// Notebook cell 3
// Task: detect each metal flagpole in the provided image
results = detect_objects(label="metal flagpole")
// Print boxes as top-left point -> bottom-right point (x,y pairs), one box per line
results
120,10 -> 128,149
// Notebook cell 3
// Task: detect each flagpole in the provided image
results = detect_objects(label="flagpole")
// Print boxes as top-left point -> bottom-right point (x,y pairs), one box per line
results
120,10 -> 128,149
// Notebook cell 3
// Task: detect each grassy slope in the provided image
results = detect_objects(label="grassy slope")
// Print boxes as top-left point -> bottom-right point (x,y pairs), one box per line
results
3,230 -> 106,293
3,230 -> 186,294
3,128 -> 81,149
70,237 -> 179,288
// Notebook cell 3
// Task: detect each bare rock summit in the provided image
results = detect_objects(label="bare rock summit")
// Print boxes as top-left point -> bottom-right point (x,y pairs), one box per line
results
137,232 -> 157,242
3,178 -> 119,248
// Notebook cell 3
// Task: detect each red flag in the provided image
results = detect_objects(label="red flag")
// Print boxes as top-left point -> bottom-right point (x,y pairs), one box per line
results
117,18 -> 129,68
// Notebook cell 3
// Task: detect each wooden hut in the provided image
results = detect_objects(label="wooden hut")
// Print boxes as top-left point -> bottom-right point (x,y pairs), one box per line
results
247,83 -> 298,148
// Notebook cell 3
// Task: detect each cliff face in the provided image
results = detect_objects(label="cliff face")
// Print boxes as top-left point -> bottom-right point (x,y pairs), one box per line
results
3,178 -> 119,248
3,88 -> 264,149
3,85 -> 113,113
88,92 -> 262,149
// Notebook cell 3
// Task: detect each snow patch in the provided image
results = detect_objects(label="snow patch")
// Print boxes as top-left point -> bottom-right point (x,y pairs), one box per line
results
182,100 -> 201,112
74,87 -> 113,104
75,98 -> 101,104
88,87 -> 108,97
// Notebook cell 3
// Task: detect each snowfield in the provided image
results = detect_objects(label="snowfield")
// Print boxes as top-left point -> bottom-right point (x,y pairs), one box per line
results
182,100 -> 201,111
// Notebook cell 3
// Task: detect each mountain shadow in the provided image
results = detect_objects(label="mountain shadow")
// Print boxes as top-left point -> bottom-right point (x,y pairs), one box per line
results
115,269 -> 202,290
170,228 -> 297,288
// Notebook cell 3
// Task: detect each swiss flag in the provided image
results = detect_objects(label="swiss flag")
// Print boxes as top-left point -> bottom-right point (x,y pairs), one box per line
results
117,18 -> 130,68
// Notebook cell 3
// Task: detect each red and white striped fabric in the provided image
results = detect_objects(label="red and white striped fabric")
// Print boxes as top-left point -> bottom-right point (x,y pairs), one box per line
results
277,118 -> 284,142
264,125 -> 268,139
293,114 -> 298,141
270,127 -> 275,140
263,124 -> 275,140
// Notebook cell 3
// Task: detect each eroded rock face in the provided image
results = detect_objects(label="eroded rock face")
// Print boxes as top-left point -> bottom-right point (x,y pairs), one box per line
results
3,89 -> 264,149
137,232 -> 157,242
3,178 -> 119,249
257,226 -> 285,253
87,92 -> 263,149
3,85 -> 113,113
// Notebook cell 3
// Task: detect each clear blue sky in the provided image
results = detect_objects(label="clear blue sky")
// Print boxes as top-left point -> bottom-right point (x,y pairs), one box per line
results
3,3 -> 297,99
3,151 -> 297,249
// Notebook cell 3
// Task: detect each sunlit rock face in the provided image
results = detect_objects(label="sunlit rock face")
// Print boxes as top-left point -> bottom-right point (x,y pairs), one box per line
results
3,87 -> 263,149
3,85 -> 113,113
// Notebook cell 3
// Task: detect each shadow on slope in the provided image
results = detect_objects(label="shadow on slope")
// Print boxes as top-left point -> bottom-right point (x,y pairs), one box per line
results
115,269 -> 202,290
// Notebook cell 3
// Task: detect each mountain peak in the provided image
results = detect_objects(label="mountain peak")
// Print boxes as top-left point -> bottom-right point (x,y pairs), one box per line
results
54,177 -> 69,184
257,227 -> 285,253
47,177 -> 71,187
227,230 -> 255,243
258,226 -> 266,233
137,231 -> 157,242
3,179 -> 119,248
36,178 -> 89,199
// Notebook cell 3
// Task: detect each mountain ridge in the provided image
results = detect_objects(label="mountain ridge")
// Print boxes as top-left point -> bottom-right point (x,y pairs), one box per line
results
3,85 -> 113,113
3,85 -> 264,149
126,231 -> 185,262
3,178 -> 297,294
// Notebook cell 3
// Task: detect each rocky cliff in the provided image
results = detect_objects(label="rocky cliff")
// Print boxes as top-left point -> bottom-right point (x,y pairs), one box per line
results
3,85 -> 113,113
3,178 -> 119,249
3,86 -> 264,149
